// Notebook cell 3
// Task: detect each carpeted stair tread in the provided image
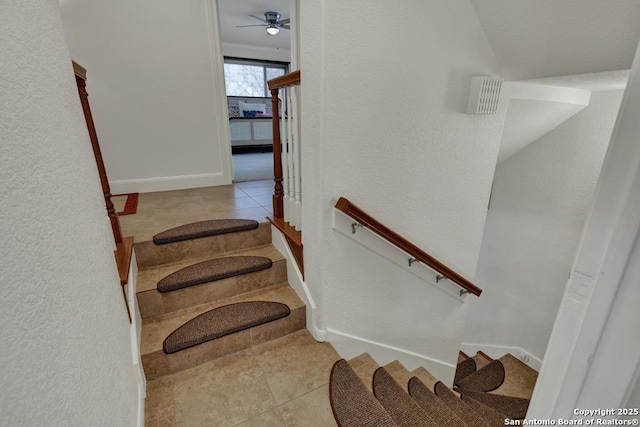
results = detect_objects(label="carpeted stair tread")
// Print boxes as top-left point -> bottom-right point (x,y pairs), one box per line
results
163,301 -> 290,354
153,219 -> 259,244
455,360 -> 505,392
329,359 -> 397,427
457,389 -> 530,420
372,367 -> 437,427
347,353 -> 380,393
157,256 -> 272,293
433,382 -> 491,427
454,357 -> 477,385
407,377 -> 467,427
461,395 -> 508,427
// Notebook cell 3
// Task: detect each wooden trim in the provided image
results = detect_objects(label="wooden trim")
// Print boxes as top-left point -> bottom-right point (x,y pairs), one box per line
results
268,215 -> 304,279
334,197 -> 483,297
460,350 -> 470,359
268,70 -> 301,90
115,236 -> 134,323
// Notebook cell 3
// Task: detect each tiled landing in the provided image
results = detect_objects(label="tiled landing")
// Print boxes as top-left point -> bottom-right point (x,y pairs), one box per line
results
145,330 -> 340,427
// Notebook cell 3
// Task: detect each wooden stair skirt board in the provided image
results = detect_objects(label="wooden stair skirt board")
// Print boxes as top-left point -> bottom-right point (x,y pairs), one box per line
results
153,219 -> 259,245
157,256 -> 272,293
268,215 -> 304,278
163,301 -> 290,354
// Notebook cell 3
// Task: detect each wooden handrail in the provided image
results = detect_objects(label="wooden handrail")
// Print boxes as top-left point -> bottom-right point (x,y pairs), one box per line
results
335,197 -> 483,297
268,70 -> 300,90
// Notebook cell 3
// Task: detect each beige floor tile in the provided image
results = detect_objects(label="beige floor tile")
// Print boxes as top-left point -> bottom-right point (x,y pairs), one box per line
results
233,409 -> 285,427
236,180 -> 272,189
208,196 -> 262,211
241,185 -> 274,197
252,330 -> 341,405
171,349 -> 277,426
278,385 -> 338,427
145,377 -> 176,427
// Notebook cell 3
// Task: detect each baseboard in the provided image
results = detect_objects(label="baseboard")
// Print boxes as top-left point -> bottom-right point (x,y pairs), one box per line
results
326,328 -> 456,386
110,172 -> 230,194
270,225 -> 325,342
460,342 -> 543,371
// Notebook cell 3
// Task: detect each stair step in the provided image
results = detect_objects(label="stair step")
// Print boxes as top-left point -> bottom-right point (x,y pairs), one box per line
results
135,221 -> 271,268
372,367 -> 437,426
383,360 -> 413,391
461,394 -> 511,426
347,353 -> 379,393
473,351 -> 493,370
408,376 -> 467,427
433,382 -> 492,427
458,389 -> 530,420
157,256 -> 272,293
410,367 -> 439,392
455,359 -> 505,392
163,301 -> 290,354
153,219 -> 259,245
136,245 -> 286,319
329,359 -> 396,427
490,354 -> 538,400
141,283 -> 305,380
458,350 -> 470,364
454,356 -> 478,385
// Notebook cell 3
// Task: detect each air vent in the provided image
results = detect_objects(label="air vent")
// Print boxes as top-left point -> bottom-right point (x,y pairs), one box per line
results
467,76 -> 503,115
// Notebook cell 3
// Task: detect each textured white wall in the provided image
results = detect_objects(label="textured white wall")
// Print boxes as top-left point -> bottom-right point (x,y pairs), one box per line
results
0,2 -> 138,425
300,0 -> 506,367
465,89 -> 624,360
59,0 -> 231,191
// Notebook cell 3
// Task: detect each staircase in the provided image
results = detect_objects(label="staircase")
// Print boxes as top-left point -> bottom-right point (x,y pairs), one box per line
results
137,219 -> 307,382
329,351 -> 538,426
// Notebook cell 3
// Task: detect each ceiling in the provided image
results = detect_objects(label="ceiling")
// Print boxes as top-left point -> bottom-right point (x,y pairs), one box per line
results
218,0 -> 291,51
469,0 -> 640,80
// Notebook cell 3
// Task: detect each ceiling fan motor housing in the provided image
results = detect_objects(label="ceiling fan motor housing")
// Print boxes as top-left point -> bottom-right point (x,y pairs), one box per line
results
264,11 -> 281,23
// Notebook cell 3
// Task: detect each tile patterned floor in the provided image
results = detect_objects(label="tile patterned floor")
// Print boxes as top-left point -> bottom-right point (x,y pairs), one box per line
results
130,182 -> 340,426
120,180 -> 275,242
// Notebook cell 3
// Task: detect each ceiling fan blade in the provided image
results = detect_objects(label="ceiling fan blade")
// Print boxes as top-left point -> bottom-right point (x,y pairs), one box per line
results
248,14 -> 268,24
279,18 -> 291,25
236,24 -> 267,28
281,25 -> 291,30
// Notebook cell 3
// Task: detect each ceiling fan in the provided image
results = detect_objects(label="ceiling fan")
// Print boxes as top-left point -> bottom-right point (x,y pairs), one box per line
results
236,11 -> 290,36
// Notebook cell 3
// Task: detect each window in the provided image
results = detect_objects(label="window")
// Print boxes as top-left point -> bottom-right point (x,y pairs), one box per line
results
224,58 -> 288,98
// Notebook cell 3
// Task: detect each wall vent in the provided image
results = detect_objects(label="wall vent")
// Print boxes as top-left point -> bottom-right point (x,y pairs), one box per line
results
467,76 -> 503,115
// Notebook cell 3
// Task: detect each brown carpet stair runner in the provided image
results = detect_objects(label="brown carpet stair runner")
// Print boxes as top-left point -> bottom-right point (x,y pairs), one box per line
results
153,219 -> 259,244
456,389 -> 530,420
455,359 -> 505,392
407,377 -> 466,427
329,359 -> 396,427
163,301 -> 290,354
372,367 -> 437,427
454,356 -> 477,385
157,256 -> 272,293
433,381 -> 492,427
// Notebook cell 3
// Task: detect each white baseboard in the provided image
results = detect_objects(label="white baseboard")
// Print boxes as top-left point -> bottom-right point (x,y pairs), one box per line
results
326,329 -> 456,386
269,225 -> 325,342
460,342 -> 543,371
110,172 -> 230,194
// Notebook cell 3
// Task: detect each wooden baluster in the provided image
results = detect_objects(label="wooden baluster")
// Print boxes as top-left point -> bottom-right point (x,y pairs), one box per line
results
271,88 -> 284,218
74,69 -> 123,245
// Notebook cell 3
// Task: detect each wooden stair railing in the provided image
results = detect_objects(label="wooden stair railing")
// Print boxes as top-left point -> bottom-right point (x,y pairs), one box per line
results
267,70 -> 304,277
267,69 -> 301,219
73,61 -> 133,321
335,197 -> 483,297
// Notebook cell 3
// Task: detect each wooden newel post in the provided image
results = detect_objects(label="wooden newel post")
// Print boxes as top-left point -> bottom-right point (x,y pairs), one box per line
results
271,88 -> 284,218
74,64 -> 123,245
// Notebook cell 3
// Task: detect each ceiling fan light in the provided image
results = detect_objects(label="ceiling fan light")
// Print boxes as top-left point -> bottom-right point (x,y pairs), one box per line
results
266,24 -> 279,35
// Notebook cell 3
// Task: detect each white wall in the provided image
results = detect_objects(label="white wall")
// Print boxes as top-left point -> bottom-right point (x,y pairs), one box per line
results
59,0 -> 231,193
299,0 -> 506,371
465,89 -> 624,361
0,2 -> 138,425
